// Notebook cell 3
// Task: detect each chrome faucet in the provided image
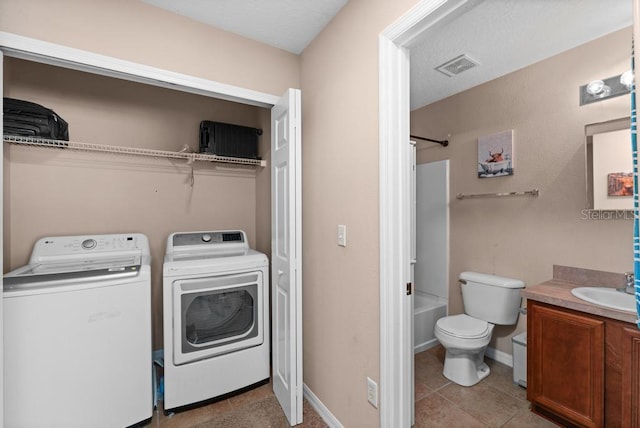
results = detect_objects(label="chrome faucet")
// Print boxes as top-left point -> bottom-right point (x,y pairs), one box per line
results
621,271 -> 635,295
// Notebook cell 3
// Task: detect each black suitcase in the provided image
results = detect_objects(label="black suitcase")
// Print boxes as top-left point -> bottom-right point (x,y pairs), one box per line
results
199,121 -> 261,159
3,97 -> 69,141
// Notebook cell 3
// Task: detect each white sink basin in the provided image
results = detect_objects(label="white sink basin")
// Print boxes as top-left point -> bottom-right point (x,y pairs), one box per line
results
571,287 -> 637,313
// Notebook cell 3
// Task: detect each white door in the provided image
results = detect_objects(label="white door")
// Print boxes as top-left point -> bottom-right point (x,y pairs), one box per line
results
271,88 -> 303,426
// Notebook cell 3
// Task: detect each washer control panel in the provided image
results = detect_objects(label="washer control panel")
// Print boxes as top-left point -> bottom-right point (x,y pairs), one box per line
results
32,234 -> 147,259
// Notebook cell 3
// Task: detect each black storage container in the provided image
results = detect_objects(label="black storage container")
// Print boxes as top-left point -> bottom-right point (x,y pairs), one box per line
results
3,97 -> 69,141
199,121 -> 261,159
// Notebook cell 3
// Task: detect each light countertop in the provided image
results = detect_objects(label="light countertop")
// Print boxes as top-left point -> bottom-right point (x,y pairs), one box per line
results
522,279 -> 637,324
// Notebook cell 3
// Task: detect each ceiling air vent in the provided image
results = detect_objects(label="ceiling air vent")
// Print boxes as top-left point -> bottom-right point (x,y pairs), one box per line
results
435,54 -> 479,77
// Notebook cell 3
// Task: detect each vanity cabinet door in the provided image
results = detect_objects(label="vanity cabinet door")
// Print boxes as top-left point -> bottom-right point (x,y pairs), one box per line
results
528,301 -> 605,428
622,326 -> 640,427
605,320 -> 640,427
604,319 -> 631,427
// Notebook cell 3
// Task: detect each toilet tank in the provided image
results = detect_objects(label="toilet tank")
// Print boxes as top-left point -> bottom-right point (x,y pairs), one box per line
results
459,271 -> 525,325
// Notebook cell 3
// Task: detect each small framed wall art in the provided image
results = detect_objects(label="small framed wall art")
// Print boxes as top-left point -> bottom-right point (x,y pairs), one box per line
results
478,130 -> 513,178
607,172 -> 633,196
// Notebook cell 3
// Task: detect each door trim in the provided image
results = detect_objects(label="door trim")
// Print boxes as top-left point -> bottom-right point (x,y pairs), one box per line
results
0,49 -> 4,428
379,1 -> 475,426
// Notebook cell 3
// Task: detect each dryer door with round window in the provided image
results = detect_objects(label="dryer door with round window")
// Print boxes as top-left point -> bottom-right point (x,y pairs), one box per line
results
172,271 -> 264,365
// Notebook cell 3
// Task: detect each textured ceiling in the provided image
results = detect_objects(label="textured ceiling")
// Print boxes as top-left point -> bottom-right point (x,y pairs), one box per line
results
141,0 -> 348,55
409,0 -> 632,109
141,0 -> 632,110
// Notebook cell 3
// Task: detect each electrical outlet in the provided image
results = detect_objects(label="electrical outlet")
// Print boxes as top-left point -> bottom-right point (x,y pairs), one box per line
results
367,377 -> 378,408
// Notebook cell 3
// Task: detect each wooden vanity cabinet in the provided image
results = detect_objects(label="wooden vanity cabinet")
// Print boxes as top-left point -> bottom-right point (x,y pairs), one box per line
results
600,321 -> 640,427
527,301 -> 604,427
527,300 -> 640,428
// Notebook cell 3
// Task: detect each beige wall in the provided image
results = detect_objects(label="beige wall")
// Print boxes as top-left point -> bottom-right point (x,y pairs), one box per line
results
300,0 -> 420,425
0,0 -> 300,96
3,58 -> 270,348
411,27 -> 633,355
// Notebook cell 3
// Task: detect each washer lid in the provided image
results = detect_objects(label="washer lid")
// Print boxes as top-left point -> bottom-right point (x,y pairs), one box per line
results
437,314 -> 491,339
3,257 -> 142,291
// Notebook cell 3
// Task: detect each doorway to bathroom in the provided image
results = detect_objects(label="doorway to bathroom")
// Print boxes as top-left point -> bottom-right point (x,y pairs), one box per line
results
413,159 -> 449,354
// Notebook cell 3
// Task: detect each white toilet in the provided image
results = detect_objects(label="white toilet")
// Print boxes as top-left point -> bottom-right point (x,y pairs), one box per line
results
434,271 -> 524,387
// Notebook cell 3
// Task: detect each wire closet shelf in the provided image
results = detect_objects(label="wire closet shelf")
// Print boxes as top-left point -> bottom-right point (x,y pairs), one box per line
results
2,135 -> 267,167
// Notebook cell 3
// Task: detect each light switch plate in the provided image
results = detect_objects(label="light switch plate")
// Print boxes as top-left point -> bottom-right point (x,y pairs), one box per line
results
367,377 -> 378,408
338,224 -> 347,247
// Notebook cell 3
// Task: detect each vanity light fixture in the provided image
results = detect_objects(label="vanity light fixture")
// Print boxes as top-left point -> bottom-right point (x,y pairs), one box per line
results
620,69 -> 634,89
586,80 -> 610,98
580,72 -> 632,106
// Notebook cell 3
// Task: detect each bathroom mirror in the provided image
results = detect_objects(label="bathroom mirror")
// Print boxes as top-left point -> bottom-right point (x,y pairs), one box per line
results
585,117 -> 632,210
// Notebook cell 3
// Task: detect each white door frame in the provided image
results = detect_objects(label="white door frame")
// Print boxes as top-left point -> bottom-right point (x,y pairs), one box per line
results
0,50 -> 4,428
378,1 -> 474,426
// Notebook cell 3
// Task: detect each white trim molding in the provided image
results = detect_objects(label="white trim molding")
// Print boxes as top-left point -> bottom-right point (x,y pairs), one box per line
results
379,31 -> 412,428
486,346 -> 514,368
303,384 -> 344,428
378,1 -> 479,426
0,31 -> 280,108
0,50 -> 4,428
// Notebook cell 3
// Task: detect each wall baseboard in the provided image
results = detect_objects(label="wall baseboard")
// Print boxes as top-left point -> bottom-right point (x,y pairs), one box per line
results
303,383 -> 344,428
413,339 -> 439,354
486,346 -> 513,367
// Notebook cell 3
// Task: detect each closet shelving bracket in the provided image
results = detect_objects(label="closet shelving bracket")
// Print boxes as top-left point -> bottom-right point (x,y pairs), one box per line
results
3,135 -> 267,167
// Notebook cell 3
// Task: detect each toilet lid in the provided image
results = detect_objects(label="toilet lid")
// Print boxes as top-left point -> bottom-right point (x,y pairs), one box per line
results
436,314 -> 490,339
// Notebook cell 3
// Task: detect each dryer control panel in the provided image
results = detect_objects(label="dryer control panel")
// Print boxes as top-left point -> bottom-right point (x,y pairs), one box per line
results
171,231 -> 247,248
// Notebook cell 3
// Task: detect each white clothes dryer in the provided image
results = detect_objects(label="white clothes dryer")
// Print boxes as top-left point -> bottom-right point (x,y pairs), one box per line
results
163,230 -> 270,410
3,233 -> 152,428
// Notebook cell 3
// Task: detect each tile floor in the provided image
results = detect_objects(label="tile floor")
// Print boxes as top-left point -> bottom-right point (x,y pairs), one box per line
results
414,345 -> 558,427
144,382 -> 328,428
145,345 -> 557,427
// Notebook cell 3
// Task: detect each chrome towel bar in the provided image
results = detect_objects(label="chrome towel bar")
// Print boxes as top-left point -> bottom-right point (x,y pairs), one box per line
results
456,189 -> 539,200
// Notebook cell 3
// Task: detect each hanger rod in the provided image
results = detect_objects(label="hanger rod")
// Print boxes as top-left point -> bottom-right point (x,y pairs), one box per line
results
410,134 -> 449,147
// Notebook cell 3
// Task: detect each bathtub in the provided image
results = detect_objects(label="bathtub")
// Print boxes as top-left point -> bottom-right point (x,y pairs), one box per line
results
414,291 -> 447,353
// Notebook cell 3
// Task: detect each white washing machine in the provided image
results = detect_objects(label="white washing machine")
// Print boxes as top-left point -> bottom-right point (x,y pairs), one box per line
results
3,233 -> 152,428
163,230 -> 270,410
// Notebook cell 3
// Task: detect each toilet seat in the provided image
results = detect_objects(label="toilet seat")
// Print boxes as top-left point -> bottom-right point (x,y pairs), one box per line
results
436,314 -> 490,339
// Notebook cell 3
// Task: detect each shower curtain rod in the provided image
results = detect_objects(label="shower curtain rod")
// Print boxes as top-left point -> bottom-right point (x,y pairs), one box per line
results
410,134 -> 449,147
